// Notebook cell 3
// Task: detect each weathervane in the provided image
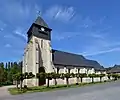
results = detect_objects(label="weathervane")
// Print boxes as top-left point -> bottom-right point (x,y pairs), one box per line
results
37,11 -> 41,16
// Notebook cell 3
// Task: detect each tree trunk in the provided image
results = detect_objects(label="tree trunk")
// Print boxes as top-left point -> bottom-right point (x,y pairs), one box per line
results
20,80 -> 23,90
66,78 -> 69,87
54,79 -> 57,85
80,77 -> 82,83
47,79 -> 49,88
16,81 -> 18,89
76,77 -> 79,85
92,77 -> 94,83
100,77 -> 102,82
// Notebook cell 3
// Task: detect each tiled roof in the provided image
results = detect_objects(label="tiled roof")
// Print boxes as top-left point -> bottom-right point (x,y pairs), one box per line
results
107,65 -> 120,73
52,49 -> 104,70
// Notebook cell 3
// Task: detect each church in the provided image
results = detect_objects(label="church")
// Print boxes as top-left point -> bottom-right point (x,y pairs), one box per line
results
22,16 -> 107,86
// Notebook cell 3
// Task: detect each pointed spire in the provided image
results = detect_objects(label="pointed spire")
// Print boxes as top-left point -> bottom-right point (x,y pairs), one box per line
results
34,16 -> 49,28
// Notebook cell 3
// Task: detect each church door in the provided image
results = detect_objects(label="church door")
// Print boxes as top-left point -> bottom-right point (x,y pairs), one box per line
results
38,67 -> 46,86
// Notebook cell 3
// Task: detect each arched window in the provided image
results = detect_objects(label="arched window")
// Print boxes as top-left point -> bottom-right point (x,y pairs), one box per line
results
41,40 -> 43,48
36,49 -> 39,64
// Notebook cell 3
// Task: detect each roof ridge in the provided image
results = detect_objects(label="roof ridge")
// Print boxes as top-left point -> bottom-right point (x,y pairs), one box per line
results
52,49 -> 85,58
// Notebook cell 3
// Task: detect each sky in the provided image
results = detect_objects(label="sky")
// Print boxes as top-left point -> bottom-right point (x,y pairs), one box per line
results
0,0 -> 120,67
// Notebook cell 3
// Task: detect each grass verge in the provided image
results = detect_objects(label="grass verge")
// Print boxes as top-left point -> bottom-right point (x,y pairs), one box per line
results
8,80 -> 113,95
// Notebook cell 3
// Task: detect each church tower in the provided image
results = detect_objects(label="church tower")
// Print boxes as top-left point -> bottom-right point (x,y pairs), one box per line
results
23,16 -> 54,86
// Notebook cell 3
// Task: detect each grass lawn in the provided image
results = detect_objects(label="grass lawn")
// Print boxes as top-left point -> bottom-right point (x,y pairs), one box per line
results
8,80 -> 113,95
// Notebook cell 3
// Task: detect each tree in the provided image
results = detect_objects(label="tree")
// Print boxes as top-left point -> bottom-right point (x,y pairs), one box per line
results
88,73 -> 97,83
0,67 -> 4,86
118,74 -> 120,79
51,72 -> 60,85
71,73 -> 75,78
18,61 -> 22,73
107,74 -> 111,80
8,62 -> 11,72
75,73 -> 80,85
20,72 -> 35,89
79,73 -> 87,83
11,62 -> 14,68
99,74 -> 105,82
111,74 -> 118,81
12,73 -> 20,89
0,63 -> 5,83
5,63 -> 8,71
36,72 -> 45,79
7,62 -> 11,82
3,70 -> 8,82
0,62 -> 4,69
13,72 -> 35,90
46,73 -> 52,87
63,73 -> 71,87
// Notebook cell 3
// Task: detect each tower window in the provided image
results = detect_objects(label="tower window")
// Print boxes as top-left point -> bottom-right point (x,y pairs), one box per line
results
36,43 -> 39,50
41,40 -> 43,48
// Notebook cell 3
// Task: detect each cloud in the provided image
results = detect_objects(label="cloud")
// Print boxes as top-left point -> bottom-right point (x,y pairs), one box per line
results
82,47 -> 120,56
52,31 -> 81,41
0,20 -> 6,32
80,40 -> 120,57
0,1 -> 41,24
79,16 -> 95,29
4,35 -> 14,38
52,15 -> 110,41
99,16 -> 107,24
90,34 -> 104,39
5,44 -> 11,48
13,28 -> 27,41
0,28 -> 4,31
45,5 -> 76,22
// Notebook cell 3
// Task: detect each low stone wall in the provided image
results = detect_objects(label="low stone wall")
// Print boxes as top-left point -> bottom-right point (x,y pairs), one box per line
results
56,79 -> 66,85
23,76 -> 109,87
23,79 -> 34,87
49,76 -> 108,86
94,78 -> 100,82
83,78 -> 92,83
69,78 -> 76,84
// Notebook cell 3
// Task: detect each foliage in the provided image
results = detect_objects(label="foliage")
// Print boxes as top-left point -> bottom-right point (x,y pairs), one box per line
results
79,73 -> 87,83
60,73 -> 65,80
107,74 -> 112,80
12,72 -> 35,89
98,74 -> 105,82
51,72 -> 60,85
36,72 -> 46,83
111,74 -> 119,80
0,61 -> 22,87
88,73 -> 98,83
46,73 -> 53,87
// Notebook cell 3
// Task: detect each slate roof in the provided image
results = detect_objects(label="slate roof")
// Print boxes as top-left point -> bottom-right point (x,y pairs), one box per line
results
34,16 -> 49,28
85,60 -> 104,70
52,49 -> 104,70
107,65 -> 120,73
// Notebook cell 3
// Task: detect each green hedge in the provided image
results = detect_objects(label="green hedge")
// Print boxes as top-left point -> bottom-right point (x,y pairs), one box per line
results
0,81 -> 13,87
